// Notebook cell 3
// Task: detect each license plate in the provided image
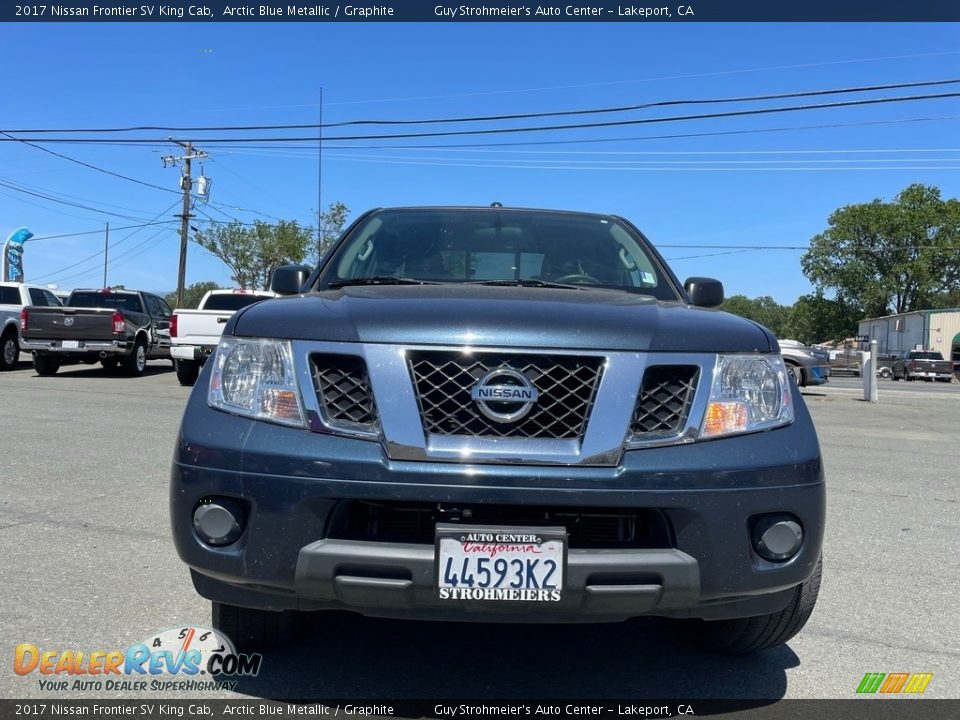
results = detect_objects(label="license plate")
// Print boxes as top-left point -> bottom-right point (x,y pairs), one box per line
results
435,523 -> 565,602
62,340 -> 79,349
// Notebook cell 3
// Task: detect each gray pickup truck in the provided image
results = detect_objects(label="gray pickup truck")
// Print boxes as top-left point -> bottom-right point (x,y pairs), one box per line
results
892,350 -> 954,382
21,288 -> 173,376
171,206 -> 825,654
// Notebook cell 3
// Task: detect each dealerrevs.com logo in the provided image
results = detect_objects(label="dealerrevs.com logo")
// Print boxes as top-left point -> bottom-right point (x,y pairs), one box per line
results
856,672 -> 934,695
13,626 -> 261,692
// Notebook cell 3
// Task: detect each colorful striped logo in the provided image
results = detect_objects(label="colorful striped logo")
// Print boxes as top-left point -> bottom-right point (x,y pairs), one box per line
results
856,673 -> 933,694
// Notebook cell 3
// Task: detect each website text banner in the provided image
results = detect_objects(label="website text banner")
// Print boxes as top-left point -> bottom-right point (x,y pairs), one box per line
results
4,0 -> 960,23
3,701 -> 960,720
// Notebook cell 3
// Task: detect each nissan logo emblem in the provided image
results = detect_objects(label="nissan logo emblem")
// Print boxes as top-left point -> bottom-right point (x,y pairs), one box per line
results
471,368 -> 539,423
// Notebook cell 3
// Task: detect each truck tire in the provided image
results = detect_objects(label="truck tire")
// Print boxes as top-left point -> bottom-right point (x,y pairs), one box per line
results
0,329 -> 19,371
786,363 -> 804,387
175,359 -> 200,386
878,367 -> 892,379
685,558 -> 821,654
33,353 -> 61,376
211,601 -> 293,653
123,338 -> 147,377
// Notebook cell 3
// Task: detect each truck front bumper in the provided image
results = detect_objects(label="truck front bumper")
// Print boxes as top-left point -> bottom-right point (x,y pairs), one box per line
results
171,381 -> 825,623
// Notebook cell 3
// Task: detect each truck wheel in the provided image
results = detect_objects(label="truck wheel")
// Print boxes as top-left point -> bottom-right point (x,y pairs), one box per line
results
685,558 -> 821,654
878,367 -> 892,379
123,338 -> 147,376
0,329 -> 19,371
211,601 -> 293,653
33,353 -> 61,376
786,364 -> 804,387
175,360 -> 200,386
905,371 -> 914,382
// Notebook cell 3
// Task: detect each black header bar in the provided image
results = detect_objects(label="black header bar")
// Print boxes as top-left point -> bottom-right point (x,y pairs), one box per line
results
4,0 -> 960,23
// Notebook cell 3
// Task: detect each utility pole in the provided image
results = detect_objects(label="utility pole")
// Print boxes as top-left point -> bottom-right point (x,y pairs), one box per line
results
102,222 -> 109,287
163,141 -> 207,308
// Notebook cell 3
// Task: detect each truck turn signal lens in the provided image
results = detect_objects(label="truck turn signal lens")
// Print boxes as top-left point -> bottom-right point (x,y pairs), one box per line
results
702,401 -> 748,437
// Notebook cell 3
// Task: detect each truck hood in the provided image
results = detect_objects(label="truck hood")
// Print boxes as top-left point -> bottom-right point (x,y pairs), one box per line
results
230,285 -> 773,352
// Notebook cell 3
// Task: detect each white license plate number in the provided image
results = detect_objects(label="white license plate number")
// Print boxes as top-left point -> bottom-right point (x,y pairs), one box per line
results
436,526 -> 565,602
62,340 -> 79,349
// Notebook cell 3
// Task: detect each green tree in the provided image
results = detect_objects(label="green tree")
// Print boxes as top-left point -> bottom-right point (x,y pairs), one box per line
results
784,293 -> 861,345
801,184 -> 960,316
194,219 -> 314,290
314,202 -> 350,265
721,295 -> 790,337
165,280 -> 221,309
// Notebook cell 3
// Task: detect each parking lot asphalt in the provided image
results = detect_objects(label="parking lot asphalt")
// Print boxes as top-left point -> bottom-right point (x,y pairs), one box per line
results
1,357 -> 958,703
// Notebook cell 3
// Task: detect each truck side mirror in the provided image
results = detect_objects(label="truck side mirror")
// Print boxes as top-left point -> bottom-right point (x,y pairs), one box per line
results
684,277 -> 724,308
270,265 -> 313,295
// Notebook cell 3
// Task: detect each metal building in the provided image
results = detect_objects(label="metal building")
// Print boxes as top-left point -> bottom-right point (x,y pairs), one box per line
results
858,309 -> 960,369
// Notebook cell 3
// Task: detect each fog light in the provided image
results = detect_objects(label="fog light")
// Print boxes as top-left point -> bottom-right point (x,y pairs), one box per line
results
193,499 -> 244,546
752,514 -> 803,562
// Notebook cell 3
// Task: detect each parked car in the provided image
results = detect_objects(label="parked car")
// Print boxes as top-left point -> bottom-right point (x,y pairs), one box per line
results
892,350 -> 953,382
171,289 -> 276,385
20,288 -> 173,376
171,206 -> 824,655
0,282 -> 62,371
777,339 -> 830,387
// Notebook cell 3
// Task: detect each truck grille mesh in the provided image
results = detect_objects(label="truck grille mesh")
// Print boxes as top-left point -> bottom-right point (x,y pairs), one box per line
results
407,351 -> 603,439
630,365 -> 699,437
310,354 -> 378,427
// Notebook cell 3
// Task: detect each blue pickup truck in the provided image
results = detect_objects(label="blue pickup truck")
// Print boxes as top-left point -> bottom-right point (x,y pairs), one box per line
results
170,206 -> 824,654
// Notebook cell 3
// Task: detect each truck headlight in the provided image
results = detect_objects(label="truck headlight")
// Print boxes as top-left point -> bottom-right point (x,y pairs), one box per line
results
701,354 -> 794,438
208,337 -> 304,427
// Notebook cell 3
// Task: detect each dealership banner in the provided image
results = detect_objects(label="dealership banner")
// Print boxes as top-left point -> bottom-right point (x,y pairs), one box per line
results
2,227 -> 32,283
3,1 -> 959,22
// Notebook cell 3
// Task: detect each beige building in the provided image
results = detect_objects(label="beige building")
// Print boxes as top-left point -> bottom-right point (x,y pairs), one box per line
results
858,309 -> 960,367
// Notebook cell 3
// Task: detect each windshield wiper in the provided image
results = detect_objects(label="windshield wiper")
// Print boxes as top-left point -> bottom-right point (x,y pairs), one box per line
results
467,278 -> 586,290
327,276 -> 440,289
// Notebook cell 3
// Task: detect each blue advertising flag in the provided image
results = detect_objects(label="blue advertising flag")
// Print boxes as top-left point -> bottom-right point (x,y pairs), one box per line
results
3,227 -> 33,282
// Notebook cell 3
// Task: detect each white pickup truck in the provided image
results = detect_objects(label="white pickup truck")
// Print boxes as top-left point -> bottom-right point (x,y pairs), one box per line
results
170,289 -> 275,385
0,282 -> 63,371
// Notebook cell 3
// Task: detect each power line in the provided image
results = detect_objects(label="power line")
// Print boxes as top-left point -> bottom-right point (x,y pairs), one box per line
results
6,90 -> 957,144
6,79 -> 960,133
0,130 -> 180,195
30,220 -> 178,242
50,227 -> 177,287
0,178 -> 154,221
3,130 -> 282,227
177,113 -> 960,151
31,201 -> 181,282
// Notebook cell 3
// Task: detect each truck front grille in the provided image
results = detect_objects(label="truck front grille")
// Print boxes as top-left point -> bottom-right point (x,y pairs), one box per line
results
630,365 -> 699,438
310,354 -> 378,428
407,351 -> 603,439
328,501 -> 673,549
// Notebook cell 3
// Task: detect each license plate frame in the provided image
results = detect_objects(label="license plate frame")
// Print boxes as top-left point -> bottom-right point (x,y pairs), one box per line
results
62,340 -> 80,350
435,523 -> 567,603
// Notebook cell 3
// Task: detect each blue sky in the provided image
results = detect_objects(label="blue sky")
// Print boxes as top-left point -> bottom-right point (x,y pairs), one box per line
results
2,22 -> 959,303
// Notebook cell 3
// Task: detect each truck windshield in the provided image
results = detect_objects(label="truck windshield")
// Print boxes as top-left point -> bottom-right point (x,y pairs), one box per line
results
68,292 -> 141,312
202,294 -> 269,311
910,352 -> 944,360
321,209 -> 679,300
